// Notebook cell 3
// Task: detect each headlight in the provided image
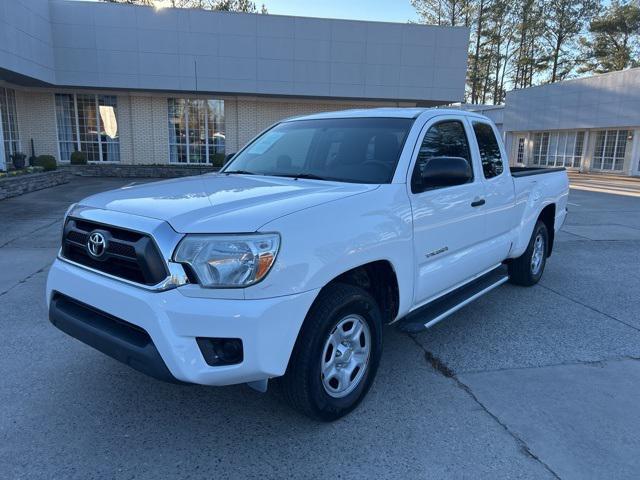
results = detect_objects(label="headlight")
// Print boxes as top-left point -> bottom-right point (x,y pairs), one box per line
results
174,233 -> 280,288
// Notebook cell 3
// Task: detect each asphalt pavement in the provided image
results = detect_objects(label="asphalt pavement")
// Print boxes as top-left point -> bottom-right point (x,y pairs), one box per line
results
1,173 -> 639,479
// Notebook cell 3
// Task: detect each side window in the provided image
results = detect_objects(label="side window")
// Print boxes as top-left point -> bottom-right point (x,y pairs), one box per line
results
473,122 -> 504,179
411,120 -> 473,193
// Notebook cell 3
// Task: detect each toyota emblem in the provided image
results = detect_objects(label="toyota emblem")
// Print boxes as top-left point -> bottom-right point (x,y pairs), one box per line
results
87,231 -> 107,258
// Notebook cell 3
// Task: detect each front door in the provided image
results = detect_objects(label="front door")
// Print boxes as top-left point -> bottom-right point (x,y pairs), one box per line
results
409,117 -> 490,305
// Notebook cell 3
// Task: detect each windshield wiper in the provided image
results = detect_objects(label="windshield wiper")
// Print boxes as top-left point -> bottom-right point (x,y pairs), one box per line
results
224,170 -> 256,175
272,173 -> 328,181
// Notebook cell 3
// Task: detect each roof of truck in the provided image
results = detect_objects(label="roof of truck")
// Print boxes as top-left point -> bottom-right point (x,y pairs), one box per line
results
285,107 -> 488,122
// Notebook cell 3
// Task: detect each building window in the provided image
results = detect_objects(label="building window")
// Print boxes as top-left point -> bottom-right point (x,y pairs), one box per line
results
532,131 -> 584,168
516,138 -> 525,164
532,132 -> 549,165
54,93 -> 120,162
0,87 -> 20,161
168,99 -> 225,166
593,130 -> 632,171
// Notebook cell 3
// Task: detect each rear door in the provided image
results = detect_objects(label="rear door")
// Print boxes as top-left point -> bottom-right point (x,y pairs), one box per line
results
469,119 -> 516,265
408,116 -> 490,305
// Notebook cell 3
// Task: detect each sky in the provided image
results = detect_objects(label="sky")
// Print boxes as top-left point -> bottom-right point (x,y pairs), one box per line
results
82,0 -> 421,23
262,0 -> 420,23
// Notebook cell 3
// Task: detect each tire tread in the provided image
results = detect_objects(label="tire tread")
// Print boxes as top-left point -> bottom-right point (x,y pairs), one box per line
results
508,221 -> 548,286
280,283 -> 380,420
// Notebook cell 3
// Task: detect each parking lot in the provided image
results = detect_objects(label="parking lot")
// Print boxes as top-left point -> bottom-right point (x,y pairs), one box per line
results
1,174 -> 639,479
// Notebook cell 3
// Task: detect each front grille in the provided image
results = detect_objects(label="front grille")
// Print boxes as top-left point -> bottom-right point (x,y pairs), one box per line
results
61,218 -> 169,286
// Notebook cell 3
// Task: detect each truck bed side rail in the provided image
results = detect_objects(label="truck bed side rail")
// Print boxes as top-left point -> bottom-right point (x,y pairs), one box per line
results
511,166 -> 566,177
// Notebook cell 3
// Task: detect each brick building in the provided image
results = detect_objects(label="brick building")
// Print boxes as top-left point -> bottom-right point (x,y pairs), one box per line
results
0,0 -> 469,171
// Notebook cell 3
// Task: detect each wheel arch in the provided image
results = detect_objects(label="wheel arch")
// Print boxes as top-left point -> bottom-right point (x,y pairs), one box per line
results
538,203 -> 556,256
317,260 -> 400,325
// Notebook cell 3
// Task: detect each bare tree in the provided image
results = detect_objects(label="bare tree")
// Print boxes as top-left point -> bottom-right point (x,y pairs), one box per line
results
411,0 -> 475,26
544,0 -> 600,82
103,0 -> 268,12
469,0 -> 487,103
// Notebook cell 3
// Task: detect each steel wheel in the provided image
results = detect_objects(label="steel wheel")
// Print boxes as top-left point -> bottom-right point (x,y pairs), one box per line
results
320,314 -> 371,398
530,233 -> 545,275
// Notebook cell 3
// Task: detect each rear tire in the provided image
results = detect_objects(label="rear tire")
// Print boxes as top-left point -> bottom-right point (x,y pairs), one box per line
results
508,220 -> 549,286
280,283 -> 382,421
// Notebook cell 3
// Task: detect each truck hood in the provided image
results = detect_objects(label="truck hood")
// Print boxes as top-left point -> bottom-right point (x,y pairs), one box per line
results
80,174 -> 378,233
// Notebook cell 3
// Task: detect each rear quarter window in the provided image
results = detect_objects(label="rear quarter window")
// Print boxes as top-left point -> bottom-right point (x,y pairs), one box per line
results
473,122 -> 504,179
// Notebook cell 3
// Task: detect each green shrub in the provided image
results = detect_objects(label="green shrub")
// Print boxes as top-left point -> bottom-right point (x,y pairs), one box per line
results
210,153 -> 226,168
36,155 -> 57,171
70,151 -> 87,165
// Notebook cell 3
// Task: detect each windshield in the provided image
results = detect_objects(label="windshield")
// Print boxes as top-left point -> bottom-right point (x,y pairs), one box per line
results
222,117 -> 414,184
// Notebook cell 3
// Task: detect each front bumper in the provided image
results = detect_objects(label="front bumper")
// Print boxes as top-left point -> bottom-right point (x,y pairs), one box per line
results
46,259 -> 319,386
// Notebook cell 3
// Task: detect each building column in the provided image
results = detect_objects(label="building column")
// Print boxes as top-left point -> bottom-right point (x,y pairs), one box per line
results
629,128 -> 640,176
0,106 -> 5,170
580,130 -> 592,173
524,133 -> 532,166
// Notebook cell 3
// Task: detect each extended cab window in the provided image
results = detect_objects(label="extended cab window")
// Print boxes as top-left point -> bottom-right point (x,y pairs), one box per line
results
223,117 -> 413,184
473,122 -> 504,179
411,120 -> 473,193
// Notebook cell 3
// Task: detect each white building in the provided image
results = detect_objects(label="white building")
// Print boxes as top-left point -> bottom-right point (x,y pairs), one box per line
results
0,0 -> 469,171
503,68 -> 640,177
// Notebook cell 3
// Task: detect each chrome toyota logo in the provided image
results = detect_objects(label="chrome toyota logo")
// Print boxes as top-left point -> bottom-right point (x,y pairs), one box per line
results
87,231 -> 107,258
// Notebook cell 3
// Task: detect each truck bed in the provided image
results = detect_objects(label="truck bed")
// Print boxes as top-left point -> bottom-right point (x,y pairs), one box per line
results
511,166 -> 566,177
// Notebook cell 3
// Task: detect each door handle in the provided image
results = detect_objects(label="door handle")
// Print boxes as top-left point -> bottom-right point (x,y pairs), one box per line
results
471,198 -> 485,207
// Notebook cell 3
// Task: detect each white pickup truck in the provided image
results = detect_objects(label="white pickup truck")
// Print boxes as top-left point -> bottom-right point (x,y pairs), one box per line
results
47,108 -> 568,420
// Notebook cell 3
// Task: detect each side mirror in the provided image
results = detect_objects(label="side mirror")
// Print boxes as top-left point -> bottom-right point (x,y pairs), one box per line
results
418,156 -> 472,190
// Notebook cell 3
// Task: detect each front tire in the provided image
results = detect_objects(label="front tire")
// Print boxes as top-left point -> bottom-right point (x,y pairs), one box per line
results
280,283 -> 382,421
509,220 -> 549,286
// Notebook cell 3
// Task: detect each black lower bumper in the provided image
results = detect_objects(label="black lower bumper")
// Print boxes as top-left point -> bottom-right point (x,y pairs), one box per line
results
49,293 -> 183,384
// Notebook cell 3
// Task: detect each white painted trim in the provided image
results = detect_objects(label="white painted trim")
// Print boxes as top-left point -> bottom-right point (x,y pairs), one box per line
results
631,129 -> 640,176
53,93 -> 62,163
0,104 -> 5,171
73,94 -> 80,153
580,130 -> 590,172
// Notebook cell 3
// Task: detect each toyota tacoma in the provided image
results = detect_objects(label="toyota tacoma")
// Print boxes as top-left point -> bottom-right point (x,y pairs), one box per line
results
47,108 -> 569,421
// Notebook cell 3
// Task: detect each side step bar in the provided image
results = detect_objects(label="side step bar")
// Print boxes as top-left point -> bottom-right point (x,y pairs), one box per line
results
397,267 -> 509,333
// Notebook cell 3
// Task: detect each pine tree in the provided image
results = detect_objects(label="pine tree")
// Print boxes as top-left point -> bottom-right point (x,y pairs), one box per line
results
544,0 -> 600,82
579,0 -> 640,73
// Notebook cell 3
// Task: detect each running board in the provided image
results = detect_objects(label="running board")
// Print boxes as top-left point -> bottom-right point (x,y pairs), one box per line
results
397,267 -> 509,333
